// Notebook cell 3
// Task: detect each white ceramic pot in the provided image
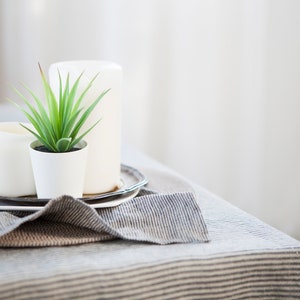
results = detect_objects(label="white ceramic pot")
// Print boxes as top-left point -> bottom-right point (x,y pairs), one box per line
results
0,122 -> 36,197
29,140 -> 88,199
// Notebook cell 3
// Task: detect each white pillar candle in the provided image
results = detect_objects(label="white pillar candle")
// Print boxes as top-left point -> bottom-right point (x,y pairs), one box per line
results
49,61 -> 122,194
0,122 -> 36,197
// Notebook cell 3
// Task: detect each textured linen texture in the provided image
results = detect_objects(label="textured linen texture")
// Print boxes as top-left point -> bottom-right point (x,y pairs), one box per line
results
0,147 -> 299,299
0,191 -> 209,247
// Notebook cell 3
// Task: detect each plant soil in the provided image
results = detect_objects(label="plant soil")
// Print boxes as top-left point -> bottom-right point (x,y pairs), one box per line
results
34,146 -> 81,153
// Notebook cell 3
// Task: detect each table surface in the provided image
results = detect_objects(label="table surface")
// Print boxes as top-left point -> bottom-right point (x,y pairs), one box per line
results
0,145 -> 299,300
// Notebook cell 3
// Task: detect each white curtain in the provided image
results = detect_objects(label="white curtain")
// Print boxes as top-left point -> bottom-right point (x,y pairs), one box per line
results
1,0 -> 300,239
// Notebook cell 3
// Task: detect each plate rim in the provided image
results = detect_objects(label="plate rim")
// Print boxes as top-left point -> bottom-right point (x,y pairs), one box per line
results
0,189 -> 141,211
0,164 -> 148,211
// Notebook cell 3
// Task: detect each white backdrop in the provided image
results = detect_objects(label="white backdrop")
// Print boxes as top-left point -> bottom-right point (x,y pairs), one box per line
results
1,0 -> 300,239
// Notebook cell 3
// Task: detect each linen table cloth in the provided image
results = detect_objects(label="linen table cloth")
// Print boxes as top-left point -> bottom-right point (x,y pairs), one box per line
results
0,145 -> 299,299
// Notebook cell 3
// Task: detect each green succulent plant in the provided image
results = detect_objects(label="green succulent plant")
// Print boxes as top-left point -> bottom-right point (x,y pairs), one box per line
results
10,64 -> 109,152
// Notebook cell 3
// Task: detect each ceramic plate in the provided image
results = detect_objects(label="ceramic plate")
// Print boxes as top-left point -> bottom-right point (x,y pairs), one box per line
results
0,164 -> 147,211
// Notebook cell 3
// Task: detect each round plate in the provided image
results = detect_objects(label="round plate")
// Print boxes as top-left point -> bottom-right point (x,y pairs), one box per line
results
0,164 -> 148,211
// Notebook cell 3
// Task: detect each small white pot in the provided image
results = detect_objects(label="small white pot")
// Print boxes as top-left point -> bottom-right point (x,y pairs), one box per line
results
29,140 -> 88,199
0,122 -> 36,197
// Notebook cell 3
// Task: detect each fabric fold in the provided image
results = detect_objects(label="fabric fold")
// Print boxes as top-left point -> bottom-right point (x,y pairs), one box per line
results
0,191 -> 209,247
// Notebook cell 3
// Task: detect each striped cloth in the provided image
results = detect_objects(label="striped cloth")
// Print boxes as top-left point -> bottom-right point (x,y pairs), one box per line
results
0,191 -> 209,247
0,146 -> 299,299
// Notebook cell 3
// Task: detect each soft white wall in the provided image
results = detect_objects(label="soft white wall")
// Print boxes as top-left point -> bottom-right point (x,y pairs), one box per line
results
0,0 -> 300,239
263,1 -> 300,235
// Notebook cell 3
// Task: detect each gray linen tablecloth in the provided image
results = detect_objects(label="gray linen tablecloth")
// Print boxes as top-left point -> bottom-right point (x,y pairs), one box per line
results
0,145 -> 300,299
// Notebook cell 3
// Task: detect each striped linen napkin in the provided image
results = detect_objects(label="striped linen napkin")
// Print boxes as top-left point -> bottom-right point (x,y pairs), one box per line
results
0,189 -> 209,247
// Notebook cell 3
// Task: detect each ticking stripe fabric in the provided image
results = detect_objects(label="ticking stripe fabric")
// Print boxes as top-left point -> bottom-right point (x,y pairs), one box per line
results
0,191 -> 209,247
1,252 -> 298,300
0,147 -> 300,299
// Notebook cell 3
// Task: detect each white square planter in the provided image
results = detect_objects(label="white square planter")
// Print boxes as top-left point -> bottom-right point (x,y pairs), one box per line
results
29,140 -> 88,199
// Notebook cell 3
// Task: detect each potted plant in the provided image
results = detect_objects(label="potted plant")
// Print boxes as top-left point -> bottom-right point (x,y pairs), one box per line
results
10,64 -> 109,199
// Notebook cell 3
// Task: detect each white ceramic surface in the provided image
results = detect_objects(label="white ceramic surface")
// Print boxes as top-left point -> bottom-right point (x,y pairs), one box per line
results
0,122 -> 36,197
49,60 -> 122,194
29,140 -> 88,199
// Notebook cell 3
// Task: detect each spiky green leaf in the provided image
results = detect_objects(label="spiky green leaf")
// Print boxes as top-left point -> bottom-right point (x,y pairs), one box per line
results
9,64 -> 110,152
